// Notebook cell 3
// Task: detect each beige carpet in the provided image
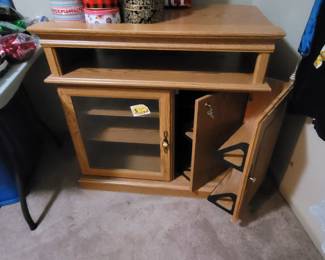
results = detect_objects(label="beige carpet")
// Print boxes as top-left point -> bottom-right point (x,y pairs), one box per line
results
0,142 -> 322,260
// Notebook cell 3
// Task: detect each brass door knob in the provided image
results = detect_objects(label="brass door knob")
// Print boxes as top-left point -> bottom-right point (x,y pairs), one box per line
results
162,131 -> 169,153
163,140 -> 168,148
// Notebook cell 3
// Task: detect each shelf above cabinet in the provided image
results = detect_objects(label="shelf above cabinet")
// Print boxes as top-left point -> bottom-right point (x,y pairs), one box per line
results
45,68 -> 271,92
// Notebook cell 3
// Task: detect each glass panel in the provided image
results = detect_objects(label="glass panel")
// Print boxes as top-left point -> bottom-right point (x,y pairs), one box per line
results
72,96 -> 161,173
86,142 -> 160,172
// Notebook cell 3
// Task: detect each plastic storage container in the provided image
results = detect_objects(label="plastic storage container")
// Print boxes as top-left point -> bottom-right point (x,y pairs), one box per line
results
50,0 -> 85,21
84,7 -> 121,24
82,0 -> 119,8
0,0 -> 14,7
0,153 -> 19,207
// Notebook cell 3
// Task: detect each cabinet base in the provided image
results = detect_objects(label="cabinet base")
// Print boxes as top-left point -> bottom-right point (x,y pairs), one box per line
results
78,173 -> 230,198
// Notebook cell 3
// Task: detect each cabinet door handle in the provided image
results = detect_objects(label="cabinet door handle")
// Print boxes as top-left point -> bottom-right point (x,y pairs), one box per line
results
249,177 -> 257,183
162,131 -> 169,153
204,102 -> 215,119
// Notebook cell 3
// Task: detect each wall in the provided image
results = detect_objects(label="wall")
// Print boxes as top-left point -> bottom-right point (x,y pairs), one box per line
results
275,118 -> 325,257
13,0 -> 252,19
253,0 -> 325,257
14,0 -> 52,18
13,0 -> 325,256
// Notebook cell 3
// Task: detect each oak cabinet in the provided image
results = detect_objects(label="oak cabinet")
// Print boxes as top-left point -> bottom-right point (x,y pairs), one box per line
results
29,4 -> 290,222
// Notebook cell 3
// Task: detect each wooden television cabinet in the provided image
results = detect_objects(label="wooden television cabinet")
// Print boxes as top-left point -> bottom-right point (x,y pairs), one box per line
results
29,4 -> 291,222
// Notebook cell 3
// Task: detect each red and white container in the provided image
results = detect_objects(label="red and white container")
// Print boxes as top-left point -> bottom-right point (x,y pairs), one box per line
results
82,0 -> 119,9
84,8 -> 121,24
50,0 -> 85,21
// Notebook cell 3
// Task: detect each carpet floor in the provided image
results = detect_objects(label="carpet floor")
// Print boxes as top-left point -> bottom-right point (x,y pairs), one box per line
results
0,142 -> 322,260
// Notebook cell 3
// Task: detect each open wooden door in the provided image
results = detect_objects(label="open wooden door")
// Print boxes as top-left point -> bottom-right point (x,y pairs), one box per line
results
232,80 -> 293,221
190,93 -> 248,191
244,103 -> 286,202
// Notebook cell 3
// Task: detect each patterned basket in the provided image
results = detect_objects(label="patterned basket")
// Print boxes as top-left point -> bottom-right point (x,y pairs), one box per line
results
124,0 -> 164,23
83,0 -> 119,8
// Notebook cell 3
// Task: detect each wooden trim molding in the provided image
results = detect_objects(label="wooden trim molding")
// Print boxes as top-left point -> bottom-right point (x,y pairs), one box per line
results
43,47 -> 62,76
253,53 -> 270,84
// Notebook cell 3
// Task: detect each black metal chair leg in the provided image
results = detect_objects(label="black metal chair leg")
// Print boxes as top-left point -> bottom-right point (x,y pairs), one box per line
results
14,171 -> 37,231
0,118 -> 38,230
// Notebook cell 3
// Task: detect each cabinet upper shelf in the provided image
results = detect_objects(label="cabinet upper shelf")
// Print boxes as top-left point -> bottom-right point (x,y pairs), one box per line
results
29,4 -> 284,92
28,4 -> 285,52
45,68 -> 271,92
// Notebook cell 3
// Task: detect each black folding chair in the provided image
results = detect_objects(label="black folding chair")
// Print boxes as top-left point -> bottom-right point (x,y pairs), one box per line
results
0,87 -> 57,230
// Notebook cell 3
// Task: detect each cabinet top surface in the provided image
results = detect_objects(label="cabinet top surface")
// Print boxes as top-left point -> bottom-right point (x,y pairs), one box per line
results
29,4 -> 284,39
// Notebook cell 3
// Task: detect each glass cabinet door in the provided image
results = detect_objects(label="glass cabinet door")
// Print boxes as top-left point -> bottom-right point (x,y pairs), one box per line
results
58,88 -> 173,181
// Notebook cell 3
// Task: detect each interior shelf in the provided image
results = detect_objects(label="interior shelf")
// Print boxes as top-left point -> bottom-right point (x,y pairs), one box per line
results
183,166 -> 192,180
185,130 -> 193,140
86,142 -> 161,173
46,68 -> 271,92
209,169 -> 242,210
220,124 -> 252,150
85,108 -> 159,118
180,154 -> 242,204
89,126 -> 160,145
218,124 -> 252,167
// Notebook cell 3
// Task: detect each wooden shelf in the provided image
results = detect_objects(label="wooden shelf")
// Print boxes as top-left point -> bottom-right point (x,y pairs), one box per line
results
87,142 -> 161,173
29,5 -> 284,53
183,166 -> 192,180
86,108 -> 159,118
218,124 -> 252,166
220,124 -> 252,150
90,127 -> 160,145
183,170 -> 191,180
45,68 -> 271,92
210,169 -> 242,210
185,130 -> 193,140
